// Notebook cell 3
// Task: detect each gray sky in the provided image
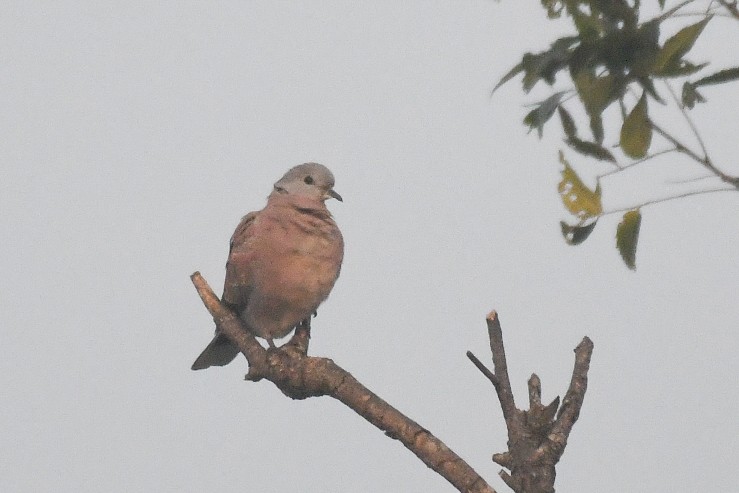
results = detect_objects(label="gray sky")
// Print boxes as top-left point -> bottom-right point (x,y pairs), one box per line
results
2,2 -> 737,492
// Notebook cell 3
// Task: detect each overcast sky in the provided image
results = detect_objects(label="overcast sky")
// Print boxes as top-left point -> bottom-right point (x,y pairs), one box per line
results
2,2 -> 738,492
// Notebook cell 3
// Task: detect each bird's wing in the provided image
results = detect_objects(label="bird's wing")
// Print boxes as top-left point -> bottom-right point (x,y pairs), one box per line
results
222,211 -> 258,307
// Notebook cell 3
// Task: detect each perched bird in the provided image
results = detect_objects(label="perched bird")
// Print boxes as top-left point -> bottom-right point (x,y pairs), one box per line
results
192,163 -> 344,370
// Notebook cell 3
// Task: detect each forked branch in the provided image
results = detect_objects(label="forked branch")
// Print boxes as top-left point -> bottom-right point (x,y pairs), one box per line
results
467,311 -> 594,493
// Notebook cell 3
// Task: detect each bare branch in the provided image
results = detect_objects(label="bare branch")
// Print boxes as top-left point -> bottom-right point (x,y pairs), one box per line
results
467,351 -> 500,389
664,81 -> 708,160
717,0 -> 739,19
597,148 -> 677,179
666,173 -> 718,184
601,186 -> 736,216
651,0 -> 700,22
469,312 -> 594,493
532,337 -> 594,464
486,311 -> 517,421
651,122 -> 739,188
191,272 -> 496,493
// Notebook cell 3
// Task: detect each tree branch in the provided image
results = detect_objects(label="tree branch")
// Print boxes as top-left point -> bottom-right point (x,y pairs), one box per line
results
486,311 -> 517,422
191,271 -> 496,493
717,0 -> 739,19
597,148 -> 677,179
600,186 -> 736,216
468,311 -> 594,493
651,121 -> 739,189
664,81 -> 708,161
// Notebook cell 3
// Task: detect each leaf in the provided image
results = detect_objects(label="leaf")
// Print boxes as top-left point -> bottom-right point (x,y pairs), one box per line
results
541,0 -> 564,18
636,76 -> 665,104
616,210 -> 642,270
573,72 -> 621,143
561,220 -> 598,245
595,22 -> 660,76
692,67 -> 739,87
558,151 -> 603,219
523,92 -> 566,138
653,16 -> 712,75
620,92 -> 652,158
566,137 -> 617,162
572,10 -> 604,42
655,60 -> 708,78
626,21 -> 661,76
574,72 -> 620,123
492,62 -> 524,94
521,37 -> 579,92
659,0 -> 665,8
557,106 -> 577,139
682,82 -> 706,109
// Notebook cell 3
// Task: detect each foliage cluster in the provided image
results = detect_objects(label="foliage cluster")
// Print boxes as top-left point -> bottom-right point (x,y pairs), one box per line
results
495,0 -> 738,269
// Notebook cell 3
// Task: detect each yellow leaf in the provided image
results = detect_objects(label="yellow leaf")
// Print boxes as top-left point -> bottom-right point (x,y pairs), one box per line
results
620,92 -> 652,158
558,151 -> 602,219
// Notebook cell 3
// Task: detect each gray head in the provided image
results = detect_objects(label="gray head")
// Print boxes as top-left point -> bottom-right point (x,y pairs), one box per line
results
272,162 -> 343,202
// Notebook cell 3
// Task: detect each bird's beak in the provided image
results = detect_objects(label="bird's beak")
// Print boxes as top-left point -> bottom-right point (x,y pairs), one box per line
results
326,189 -> 343,202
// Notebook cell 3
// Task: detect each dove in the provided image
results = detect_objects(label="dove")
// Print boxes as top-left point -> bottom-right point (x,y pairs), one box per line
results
192,163 -> 344,370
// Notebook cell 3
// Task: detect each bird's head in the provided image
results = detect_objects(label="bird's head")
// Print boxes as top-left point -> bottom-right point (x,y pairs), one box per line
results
272,162 -> 343,202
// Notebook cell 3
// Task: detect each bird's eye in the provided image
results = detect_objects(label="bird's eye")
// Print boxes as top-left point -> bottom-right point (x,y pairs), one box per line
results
304,176 -> 314,185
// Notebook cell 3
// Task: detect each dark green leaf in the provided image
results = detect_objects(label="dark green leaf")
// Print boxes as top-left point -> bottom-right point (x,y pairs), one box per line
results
627,21 -> 661,76
574,72 -> 620,122
593,22 -> 660,76
541,0 -> 564,18
682,82 -> 707,109
492,62 -> 524,94
655,61 -> 708,78
521,37 -> 579,92
659,0 -> 666,8
692,67 -> 739,87
572,10 -> 604,42
620,92 -> 652,158
653,16 -> 712,75
616,210 -> 642,270
558,106 -> 577,139
566,137 -> 617,162
523,92 -> 566,138
636,76 -> 665,104
561,220 -> 598,245
594,0 -> 638,27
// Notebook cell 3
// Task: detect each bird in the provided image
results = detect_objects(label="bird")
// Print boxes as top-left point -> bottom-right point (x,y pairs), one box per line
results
191,162 -> 344,370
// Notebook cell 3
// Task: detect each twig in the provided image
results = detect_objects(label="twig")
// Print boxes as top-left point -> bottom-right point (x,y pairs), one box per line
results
651,122 -> 739,188
466,351 -> 500,389
652,0 -> 699,22
671,11 -> 735,17
597,148 -> 677,179
191,272 -> 496,493
600,186 -> 736,216
717,0 -> 739,19
664,81 -> 708,160
666,173 -> 718,184
653,81 -> 738,188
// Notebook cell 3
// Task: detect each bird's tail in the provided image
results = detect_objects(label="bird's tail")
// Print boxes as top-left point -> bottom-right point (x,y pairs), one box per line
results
191,332 -> 239,370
